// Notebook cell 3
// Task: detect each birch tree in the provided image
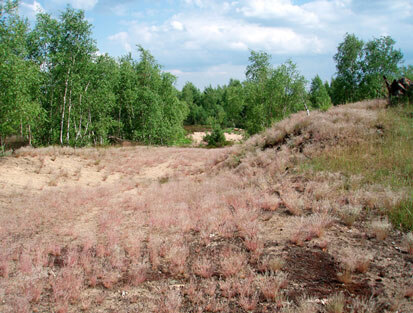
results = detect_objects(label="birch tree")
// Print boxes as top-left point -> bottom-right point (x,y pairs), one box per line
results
32,7 -> 97,145
0,0 -> 42,149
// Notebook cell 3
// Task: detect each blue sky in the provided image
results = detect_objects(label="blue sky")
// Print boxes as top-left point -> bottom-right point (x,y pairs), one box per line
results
19,0 -> 413,90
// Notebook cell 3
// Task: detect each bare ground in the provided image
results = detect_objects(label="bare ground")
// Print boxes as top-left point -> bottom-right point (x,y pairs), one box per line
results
0,100 -> 412,312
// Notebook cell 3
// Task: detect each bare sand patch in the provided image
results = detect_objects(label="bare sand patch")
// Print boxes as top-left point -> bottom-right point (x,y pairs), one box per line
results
189,131 -> 243,145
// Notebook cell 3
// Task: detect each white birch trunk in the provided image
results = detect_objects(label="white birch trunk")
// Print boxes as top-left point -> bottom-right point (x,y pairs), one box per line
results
60,67 -> 71,145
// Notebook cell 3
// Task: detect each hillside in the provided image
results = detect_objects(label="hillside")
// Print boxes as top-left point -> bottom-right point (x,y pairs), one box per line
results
0,100 -> 412,312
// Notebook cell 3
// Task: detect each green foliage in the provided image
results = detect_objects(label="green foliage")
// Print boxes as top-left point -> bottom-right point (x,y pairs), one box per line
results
1,3 -> 187,148
360,36 -> 403,99
400,65 -> 413,104
135,47 -> 188,145
244,57 -> 308,135
332,33 -> 364,104
180,82 -> 202,125
180,52 -> 309,136
85,55 -> 119,146
222,79 -> 245,128
245,50 -> 271,83
203,124 -> 227,147
388,197 -> 413,231
172,136 -> 192,147
0,0 -> 42,147
309,75 -> 332,111
116,47 -> 188,145
401,65 -> 413,80
1,2 -> 411,150
180,82 -> 227,127
29,7 -> 98,145
331,33 -> 403,105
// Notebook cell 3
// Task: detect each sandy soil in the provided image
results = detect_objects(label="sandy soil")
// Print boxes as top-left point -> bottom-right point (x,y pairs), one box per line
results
189,132 -> 243,145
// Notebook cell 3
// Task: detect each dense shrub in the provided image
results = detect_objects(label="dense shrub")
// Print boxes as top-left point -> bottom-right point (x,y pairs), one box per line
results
204,125 -> 227,147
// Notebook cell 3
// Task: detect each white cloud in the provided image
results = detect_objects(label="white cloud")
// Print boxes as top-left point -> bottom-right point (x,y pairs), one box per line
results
108,32 -> 132,53
102,0 -> 412,89
20,1 -> 45,19
168,64 -> 246,89
183,0 -> 208,8
93,50 -> 104,57
183,0 -> 234,12
120,13 -> 323,55
171,20 -> 184,31
111,4 -> 128,16
240,0 -> 319,26
52,0 -> 98,11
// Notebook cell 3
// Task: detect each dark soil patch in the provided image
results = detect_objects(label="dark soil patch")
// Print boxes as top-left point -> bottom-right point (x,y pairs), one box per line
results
284,246 -> 372,301
184,125 -> 212,134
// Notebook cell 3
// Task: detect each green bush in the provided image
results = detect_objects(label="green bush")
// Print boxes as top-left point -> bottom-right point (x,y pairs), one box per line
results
204,125 -> 227,147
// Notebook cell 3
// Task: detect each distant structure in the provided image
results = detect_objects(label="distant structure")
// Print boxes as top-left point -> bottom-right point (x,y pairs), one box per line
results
383,75 -> 413,98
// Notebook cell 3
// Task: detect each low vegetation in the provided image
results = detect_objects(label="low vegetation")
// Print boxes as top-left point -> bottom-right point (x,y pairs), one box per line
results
203,125 -> 228,148
1,2 -> 412,312
302,102 -> 413,230
0,99 -> 412,312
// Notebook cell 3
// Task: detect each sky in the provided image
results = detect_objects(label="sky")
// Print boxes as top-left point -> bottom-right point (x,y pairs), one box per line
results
19,0 -> 413,90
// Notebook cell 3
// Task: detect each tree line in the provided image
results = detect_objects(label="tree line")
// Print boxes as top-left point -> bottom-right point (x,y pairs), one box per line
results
180,34 -> 412,134
1,1 -> 187,148
1,1 -> 411,149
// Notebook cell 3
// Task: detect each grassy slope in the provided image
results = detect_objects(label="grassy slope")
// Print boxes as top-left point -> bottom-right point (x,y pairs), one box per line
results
226,99 -> 412,231
302,103 -> 412,230
0,99 -> 412,313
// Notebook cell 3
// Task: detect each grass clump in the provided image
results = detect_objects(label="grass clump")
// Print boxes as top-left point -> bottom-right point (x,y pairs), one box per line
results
173,137 -> 193,146
388,196 -> 413,231
403,232 -> 413,254
325,292 -> 346,313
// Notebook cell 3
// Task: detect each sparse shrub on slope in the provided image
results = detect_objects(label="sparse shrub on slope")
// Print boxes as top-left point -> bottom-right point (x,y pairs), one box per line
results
219,99 -> 386,171
216,99 -> 411,231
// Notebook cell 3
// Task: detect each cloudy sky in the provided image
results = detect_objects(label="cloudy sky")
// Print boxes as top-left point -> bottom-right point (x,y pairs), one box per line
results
19,0 -> 413,90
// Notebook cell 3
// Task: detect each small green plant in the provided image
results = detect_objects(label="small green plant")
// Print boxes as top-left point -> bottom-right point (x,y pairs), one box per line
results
158,175 -> 170,184
204,124 -> 227,147
172,137 -> 193,146
325,293 -> 346,313
388,197 -> 413,231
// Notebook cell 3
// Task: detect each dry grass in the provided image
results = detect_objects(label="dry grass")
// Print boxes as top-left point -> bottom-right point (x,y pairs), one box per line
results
337,248 -> 374,282
338,205 -> 362,226
300,102 -> 413,230
325,293 -> 346,313
404,232 -> 413,255
0,99 -> 412,312
370,217 -> 392,240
